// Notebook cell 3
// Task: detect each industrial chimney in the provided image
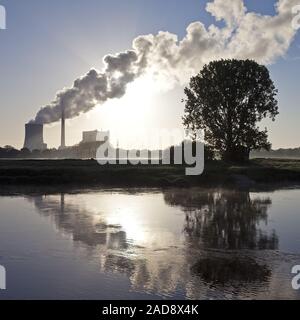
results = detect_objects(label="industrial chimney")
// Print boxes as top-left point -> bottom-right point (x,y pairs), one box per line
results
23,123 -> 47,151
60,108 -> 66,149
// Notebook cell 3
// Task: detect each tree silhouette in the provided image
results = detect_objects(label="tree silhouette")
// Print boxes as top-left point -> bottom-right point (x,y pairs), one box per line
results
183,59 -> 278,162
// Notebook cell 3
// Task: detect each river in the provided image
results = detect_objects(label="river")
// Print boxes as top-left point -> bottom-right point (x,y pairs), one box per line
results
0,187 -> 300,299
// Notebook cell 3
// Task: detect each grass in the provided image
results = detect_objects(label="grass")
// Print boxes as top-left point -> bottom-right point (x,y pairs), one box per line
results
0,158 -> 300,188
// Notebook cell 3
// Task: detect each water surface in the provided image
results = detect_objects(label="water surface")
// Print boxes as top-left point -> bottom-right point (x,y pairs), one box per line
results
0,188 -> 300,299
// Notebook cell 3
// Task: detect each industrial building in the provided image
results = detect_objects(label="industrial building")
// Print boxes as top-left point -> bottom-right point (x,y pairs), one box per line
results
81,130 -> 110,144
75,130 -> 110,159
23,123 -> 47,151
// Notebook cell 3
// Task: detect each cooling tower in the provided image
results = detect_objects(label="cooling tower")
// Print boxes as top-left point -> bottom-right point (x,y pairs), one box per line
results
23,123 -> 47,151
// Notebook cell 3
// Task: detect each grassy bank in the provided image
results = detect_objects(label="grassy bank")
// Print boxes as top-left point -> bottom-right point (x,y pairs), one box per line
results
0,158 -> 300,188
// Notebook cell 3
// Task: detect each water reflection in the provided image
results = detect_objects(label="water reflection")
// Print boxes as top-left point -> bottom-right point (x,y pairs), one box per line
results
164,189 -> 278,250
191,256 -> 271,285
26,189 -> 297,299
29,193 -> 191,296
31,194 -> 128,249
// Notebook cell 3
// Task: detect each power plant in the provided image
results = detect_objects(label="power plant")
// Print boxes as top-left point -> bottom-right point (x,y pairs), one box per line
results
23,123 -> 47,151
23,110 -> 110,155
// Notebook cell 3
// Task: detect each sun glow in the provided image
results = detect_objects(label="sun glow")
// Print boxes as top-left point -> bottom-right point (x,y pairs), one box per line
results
87,74 -> 165,148
45,73 -> 184,149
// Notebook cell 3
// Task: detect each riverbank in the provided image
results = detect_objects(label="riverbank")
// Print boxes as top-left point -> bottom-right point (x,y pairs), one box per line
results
0,158 -> 299,189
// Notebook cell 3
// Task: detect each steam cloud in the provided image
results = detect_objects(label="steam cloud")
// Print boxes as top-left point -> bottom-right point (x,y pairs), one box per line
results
33,0 -> 299,124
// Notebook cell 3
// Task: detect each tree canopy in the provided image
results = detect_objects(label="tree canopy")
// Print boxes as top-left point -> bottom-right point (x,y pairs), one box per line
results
183,59 -> 278,162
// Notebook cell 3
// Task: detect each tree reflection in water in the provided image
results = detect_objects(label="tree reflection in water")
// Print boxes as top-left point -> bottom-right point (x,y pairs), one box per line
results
163,189 -> 278,250
191,256 -> 271,286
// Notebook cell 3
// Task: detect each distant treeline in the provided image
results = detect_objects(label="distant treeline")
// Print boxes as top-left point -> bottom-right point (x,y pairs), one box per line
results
0,141 -> 211,162
0,143 -> 104,159
251,147 -> 300,159
2,144 -> 299,160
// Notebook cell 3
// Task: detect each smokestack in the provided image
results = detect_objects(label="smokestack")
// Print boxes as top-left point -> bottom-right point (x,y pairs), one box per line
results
23,123 -> 47,151
60,108 -> 66,149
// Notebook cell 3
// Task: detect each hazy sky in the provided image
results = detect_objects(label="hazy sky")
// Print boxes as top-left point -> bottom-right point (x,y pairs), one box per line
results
0,0 -> 299,149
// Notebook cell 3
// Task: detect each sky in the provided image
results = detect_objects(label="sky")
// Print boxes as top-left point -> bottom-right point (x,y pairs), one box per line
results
0,0 -> 299,150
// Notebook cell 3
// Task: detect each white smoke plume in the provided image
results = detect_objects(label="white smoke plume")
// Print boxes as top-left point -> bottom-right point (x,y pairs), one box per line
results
33,0 -> 299,124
